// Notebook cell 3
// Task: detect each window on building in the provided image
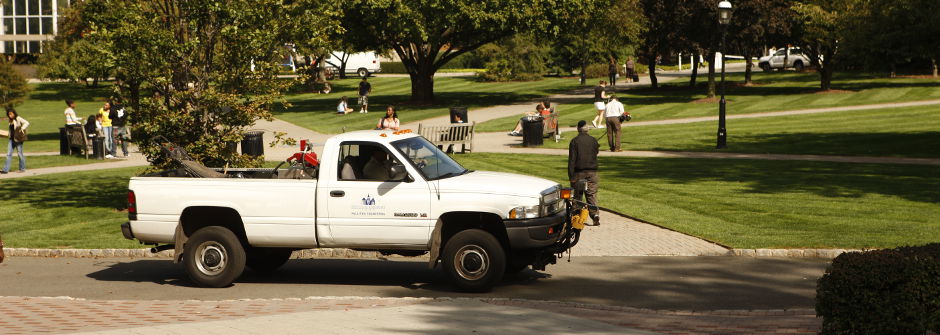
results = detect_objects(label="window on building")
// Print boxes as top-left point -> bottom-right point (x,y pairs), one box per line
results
2,0 -> 12,16
14,0 -> 25,15
40,0 -> 51,15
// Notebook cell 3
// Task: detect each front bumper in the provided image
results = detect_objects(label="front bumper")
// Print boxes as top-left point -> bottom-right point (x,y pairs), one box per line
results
503,211 -> 567,249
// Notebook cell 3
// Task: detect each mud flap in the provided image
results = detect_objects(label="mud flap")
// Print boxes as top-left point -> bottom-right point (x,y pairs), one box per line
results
173,224 -> 188,263
427,218 -> 443,269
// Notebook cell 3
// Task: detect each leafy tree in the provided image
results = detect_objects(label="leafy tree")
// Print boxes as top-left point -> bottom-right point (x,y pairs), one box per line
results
841,0 -> 940,77
0,59 -> 30,108
344,0 -> 585,103
792,0 -> 851,90
548,0 -> 646,85
727,0 -> 796,85
36,1 -> 114,87
51,0 -> 339,169
478,33 -> 549,82
639,0 -> 689,89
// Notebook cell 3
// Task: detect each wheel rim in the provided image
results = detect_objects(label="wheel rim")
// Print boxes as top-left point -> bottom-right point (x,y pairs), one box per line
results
453,245 -> 489,281
195,241 -> 227,276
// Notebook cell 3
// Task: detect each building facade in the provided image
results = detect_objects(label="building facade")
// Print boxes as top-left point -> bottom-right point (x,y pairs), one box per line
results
1,0 -> 71,54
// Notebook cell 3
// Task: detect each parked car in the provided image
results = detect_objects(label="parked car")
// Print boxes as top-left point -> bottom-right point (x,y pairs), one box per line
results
324,51 -> 382,78
758,48 -> 810,72
123,130 -> 587,292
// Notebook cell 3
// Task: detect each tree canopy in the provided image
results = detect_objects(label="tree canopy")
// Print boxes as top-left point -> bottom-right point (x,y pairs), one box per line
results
0,59 -> 30,109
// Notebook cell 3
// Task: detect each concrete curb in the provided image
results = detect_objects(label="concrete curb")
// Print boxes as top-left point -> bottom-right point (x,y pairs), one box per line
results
4,247 -> 860,259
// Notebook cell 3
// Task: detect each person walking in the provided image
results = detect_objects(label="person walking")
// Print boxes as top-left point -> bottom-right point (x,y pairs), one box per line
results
604,94 -> 625,152
98,102 -> 114,158
626,56 -> 636,83
109,98 -> 130,157
568,120 -> 600,226
608,58 -> 618,87
592,81 -> 608,129
2,108 -> 29,174
358,77 -> 372,113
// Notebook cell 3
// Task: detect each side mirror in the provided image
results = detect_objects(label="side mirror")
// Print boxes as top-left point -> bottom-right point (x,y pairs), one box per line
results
389,164 -> 409,182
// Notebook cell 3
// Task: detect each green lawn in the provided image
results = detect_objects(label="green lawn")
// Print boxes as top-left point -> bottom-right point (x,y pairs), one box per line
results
274,76 -> 585,134
11,82 -> 115,153
539,104 -> 940,158
1,154 -> 105,171
454,153 -> 940,249
475,72 -> 940,132
3,154 -> 935,249
0,167 -> 145,249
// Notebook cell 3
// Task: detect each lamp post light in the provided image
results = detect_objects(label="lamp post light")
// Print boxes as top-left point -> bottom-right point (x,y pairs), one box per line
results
716,0 -> 732,149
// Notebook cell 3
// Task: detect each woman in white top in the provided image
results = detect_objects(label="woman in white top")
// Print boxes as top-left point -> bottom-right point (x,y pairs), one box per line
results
64,99 -> 81,125
337,96 -> 353,114
2,108 -> 30,173
376,106 -> 400,130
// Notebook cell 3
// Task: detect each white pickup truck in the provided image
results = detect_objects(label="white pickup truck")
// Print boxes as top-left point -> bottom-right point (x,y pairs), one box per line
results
758,48 -> 809,72
122,130 -> 585,292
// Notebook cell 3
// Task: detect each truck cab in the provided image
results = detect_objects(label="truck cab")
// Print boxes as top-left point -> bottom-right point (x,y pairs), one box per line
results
123,130 -> 583,291
759,48 -> 809,72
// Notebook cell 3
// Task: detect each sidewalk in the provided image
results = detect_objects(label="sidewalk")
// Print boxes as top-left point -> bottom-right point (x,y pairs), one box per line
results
0,296 -> 821,335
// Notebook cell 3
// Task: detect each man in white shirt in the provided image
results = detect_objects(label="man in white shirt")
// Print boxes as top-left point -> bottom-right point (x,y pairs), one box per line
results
604,95 -> 625,152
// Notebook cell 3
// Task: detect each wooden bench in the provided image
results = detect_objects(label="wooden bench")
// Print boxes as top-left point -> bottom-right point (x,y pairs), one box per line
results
417,122 -> 475,153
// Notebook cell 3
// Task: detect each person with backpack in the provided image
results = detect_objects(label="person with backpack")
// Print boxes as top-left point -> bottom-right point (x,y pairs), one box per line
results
2,108 -> 29,174
109,98 -> 130,157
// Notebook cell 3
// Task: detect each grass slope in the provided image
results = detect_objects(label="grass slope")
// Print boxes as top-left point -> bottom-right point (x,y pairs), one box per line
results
454,153 -> 940,249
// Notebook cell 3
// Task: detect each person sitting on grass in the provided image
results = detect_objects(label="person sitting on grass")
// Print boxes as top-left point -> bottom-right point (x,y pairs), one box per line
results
337,96 -> 353,115
507,103 -> 546,136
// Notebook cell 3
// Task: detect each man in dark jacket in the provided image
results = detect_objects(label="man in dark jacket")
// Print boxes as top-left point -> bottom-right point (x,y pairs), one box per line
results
568,120 -> 600,226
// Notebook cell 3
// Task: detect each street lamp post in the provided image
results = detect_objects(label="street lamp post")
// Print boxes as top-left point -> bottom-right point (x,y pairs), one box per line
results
717,0 -> 732,149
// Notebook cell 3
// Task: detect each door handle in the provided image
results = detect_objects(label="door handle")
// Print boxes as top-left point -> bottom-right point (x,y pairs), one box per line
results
330,190 -> 345,197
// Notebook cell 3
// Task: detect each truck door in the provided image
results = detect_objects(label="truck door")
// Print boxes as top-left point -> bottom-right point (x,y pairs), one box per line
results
323,141 -> 432,247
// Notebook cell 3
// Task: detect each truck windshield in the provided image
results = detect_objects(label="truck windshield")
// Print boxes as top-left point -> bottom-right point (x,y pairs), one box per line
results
391,136 -> 468,181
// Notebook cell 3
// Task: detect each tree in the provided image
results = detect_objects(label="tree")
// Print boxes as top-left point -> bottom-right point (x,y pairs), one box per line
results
478,33 -> 549,82
792,0 -> 851,90
0,59 -> 30,108
52,0 -> 340,169
727,0 -> 796,85
549,0 -> 646,85
36,1 -> 115,87
639,0 -> 689,89
344,0 -> 585,103
841,0 -> 940,77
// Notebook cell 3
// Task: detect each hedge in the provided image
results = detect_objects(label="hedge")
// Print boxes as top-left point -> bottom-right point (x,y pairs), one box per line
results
816,244 -> 940,334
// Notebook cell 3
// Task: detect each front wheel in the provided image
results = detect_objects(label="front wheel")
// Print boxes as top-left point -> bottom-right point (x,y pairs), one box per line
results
760,63 -> 772,73
183,226 -> 246,288
357,68 -> 369,78
442,229 -> 506,292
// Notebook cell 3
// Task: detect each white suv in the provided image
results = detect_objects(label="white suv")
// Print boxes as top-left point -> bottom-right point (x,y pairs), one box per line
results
758,48 -> 809,72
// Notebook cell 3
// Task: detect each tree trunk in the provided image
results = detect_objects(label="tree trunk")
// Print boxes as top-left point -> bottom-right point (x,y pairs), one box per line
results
579,59 -> 587,85
819,65 -> 833,91
409,65 -> 436,103
744,51 -> 752,85
647,55 -> 658,89
932,57 -> 937,78
890,63 -> 896,78
689,53 -> 699,87
707,51 -> 716,98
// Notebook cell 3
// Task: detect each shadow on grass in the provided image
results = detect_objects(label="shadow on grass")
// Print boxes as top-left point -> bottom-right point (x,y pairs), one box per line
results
27,82 -> 115,102
637,131 -> 940,159
85,257 -> 825,311
596,156 -> 940,204
0,173 -> 128,210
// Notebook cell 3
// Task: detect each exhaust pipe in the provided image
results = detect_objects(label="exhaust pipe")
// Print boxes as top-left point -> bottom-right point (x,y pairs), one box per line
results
150,244 -> 174,253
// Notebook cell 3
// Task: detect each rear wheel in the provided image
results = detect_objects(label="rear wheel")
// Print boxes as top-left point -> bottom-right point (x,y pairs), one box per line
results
183,226 -> 246,288
442,229 -> 506,292
246,247 -> 293,273
357,68 -> 369,78
793,61 -> 805,72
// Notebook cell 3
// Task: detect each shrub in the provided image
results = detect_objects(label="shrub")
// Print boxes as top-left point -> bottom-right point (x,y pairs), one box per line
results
0,59 -> 30,108
584,63 -> 609,79
380,61 -> 408,74
816,244 -> 940,334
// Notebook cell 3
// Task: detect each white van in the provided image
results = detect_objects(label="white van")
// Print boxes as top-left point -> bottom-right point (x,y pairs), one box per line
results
325,51 -> 382,77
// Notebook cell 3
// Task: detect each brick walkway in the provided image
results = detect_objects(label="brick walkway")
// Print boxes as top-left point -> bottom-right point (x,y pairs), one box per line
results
0,296 -> 820,335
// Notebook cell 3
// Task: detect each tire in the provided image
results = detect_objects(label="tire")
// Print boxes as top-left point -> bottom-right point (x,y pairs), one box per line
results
357,68 -> 369,78
793,61 -> 805,72
246,247 -> 293,273
442,229 -> 506,292
760,63 -> 772,73
183,226 -> 246,288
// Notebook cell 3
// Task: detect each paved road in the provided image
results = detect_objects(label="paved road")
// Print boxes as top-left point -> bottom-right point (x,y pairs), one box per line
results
0,256 -> 827,310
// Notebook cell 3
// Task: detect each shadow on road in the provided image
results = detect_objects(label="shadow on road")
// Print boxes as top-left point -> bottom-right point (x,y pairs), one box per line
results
83,256 -> 826,310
